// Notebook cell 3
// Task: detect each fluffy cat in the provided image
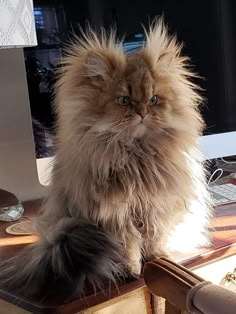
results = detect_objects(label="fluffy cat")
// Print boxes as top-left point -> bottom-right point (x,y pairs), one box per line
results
0,19 -> 212,301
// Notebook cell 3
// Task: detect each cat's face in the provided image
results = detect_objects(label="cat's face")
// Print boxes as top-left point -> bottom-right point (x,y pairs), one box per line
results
89,53 -> 172,140
58,22 -> 203,147
82,52 -> 197,145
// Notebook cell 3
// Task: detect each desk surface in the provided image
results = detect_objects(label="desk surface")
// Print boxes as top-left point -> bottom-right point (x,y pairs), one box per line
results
0,200 -> 236,313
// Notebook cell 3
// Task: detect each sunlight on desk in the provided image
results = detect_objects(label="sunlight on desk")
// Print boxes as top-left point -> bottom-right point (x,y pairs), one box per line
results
0,235 -> 38,247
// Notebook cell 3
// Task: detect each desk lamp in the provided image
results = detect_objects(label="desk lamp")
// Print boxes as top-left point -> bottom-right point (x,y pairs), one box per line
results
0,0 -> 37,221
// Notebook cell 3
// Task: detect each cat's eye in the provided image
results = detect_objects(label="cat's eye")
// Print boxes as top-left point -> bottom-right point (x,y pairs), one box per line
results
117,96 -> 131,106
149,95 -> 159,106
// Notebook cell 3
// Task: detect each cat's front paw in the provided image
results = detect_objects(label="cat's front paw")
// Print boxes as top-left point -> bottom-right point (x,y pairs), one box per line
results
145,249 -> 170,262
126,260 -> 142,278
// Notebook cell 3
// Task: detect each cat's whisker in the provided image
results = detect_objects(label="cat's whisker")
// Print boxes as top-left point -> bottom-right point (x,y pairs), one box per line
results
103,125 -> 130,152
108,119 -> 130,133
85,118 -> 131,145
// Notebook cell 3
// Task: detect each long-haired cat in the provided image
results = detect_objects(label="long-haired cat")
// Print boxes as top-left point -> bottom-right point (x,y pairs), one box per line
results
0,19 -> 212,301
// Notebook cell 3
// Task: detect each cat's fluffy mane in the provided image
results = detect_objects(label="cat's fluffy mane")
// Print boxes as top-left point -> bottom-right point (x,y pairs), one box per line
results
49,19 -> 211,246
0,19 -> 212,301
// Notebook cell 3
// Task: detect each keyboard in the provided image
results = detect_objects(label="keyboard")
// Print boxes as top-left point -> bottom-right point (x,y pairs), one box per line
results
208,183 -> 236,205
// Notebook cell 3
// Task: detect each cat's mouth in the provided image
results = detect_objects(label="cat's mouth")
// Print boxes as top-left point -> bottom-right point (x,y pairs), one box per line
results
132,119 -> 147,138
136,115 -> 150,127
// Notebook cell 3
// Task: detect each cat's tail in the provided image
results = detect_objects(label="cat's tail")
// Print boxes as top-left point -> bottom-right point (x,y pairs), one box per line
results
0,218 -> 124,301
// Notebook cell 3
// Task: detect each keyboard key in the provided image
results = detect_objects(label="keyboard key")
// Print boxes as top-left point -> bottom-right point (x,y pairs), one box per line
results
208,183 -> 236,205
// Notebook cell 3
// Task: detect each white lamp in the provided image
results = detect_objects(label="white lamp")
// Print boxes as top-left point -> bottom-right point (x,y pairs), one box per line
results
0,0 -> 41,221
0,0 -> 37,47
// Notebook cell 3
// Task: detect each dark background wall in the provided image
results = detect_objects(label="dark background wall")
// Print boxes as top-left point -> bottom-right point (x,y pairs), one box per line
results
24,0 -> 236,157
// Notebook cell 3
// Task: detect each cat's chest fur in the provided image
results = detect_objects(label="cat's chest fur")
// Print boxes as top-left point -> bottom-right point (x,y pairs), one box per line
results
94,156 -> 179,232
92,141 -> 180,225
98,143 -> 155,191
100,141 -> 172,197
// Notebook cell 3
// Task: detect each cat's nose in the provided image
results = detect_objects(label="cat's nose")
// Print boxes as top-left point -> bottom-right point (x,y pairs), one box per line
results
135,108 -> 148,119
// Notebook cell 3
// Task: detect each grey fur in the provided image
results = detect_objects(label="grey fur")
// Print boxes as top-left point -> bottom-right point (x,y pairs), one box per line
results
0,218 -> 124,301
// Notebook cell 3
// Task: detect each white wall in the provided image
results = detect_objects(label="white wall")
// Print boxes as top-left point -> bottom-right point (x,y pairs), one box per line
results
0,48 -> 45,201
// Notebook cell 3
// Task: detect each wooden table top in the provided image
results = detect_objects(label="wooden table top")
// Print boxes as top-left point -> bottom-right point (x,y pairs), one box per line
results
0,199 -> 236,313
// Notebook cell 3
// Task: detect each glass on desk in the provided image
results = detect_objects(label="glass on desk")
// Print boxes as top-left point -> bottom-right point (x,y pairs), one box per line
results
0,189 -> 24,222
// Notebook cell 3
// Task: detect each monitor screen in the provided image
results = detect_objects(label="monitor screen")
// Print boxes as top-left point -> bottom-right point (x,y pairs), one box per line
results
24,0 -> 236,160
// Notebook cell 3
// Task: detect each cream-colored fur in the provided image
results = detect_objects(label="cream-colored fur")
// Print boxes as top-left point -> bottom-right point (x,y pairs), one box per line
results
37,19 -> 212,275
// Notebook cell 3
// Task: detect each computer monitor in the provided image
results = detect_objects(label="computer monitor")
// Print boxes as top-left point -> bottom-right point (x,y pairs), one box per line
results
1,0 -> 236,201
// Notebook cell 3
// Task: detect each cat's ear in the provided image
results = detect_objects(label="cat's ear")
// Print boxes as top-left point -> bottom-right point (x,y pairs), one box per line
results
157,52 -> 175,72
84,49 -> 124,80
85,52 -> 111,79
143,18 -> 181,73
67,28 -> 125,80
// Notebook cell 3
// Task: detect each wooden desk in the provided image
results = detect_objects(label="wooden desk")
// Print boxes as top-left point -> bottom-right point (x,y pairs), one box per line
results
0,201 -> 236,313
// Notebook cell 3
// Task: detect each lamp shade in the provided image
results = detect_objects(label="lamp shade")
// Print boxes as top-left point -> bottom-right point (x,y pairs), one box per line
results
0,0 -> 37,48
